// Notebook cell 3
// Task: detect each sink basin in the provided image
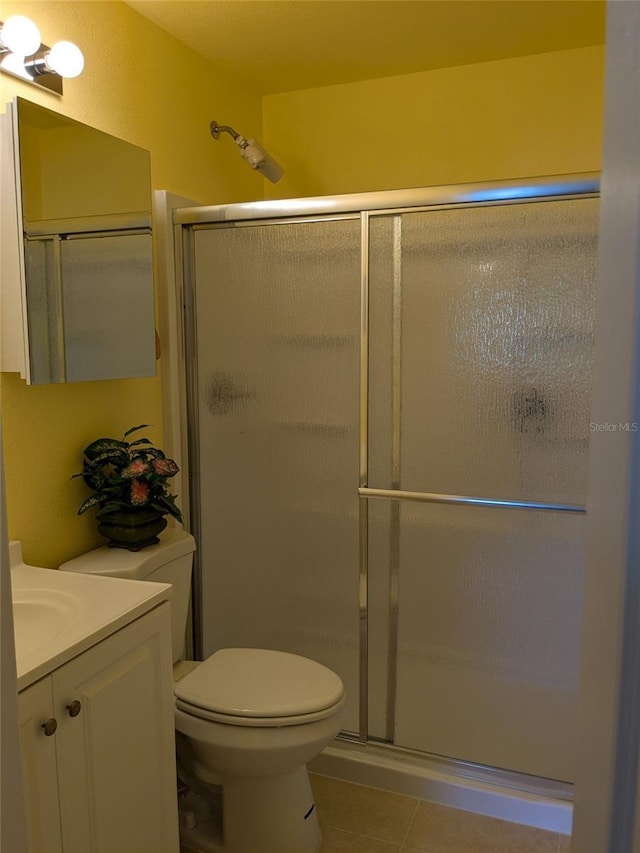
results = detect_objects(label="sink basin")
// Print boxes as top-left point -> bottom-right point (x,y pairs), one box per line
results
9,547 -> 172,690
13,588 -> 82,661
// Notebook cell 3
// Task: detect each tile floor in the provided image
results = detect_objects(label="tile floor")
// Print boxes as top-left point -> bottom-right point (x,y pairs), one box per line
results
181,773 -> 572,853
311,775 -> 570,853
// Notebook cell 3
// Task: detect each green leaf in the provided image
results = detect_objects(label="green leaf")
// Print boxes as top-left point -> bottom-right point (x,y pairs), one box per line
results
95,500 -> 131,517
85,449 -> 128,467
83,438 -> 127,460
139,447 -> 164,459
150,496 -> 183,523
78,495 -> 101,515
123,424 -> 151,438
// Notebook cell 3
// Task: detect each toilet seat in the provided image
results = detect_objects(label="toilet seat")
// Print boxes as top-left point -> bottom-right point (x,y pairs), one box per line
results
174,647 -> 345,727
175,695 -> 346,727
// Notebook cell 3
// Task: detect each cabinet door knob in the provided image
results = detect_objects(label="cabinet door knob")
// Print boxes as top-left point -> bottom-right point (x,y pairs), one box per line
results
42,718 -> 58,737
66,700 -> 82,718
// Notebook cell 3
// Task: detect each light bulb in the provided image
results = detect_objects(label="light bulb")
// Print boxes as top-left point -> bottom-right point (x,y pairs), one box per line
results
0,15 -> 41,56
0,52 -> 34,81
45,40 -> 84,78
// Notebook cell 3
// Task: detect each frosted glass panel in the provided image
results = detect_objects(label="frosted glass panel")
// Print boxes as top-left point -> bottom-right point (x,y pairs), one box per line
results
193,220 -> 360,732
187,187 -> 595,781
61,233 -> 155,382
369,498 -> 585,782
369,199 -> 598,503
24,239 -> 64,384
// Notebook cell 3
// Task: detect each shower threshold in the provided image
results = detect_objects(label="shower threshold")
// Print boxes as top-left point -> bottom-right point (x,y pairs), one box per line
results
309,736 -> 572,835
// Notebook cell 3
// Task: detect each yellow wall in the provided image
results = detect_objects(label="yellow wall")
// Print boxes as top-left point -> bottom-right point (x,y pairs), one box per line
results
0,2 -> 605,569
262,46 -> 604,199
0,0 -> 263,567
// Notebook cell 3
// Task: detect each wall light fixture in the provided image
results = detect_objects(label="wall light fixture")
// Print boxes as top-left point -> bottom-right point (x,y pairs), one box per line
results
210,120 -> 284,183
0,15 -> 84,95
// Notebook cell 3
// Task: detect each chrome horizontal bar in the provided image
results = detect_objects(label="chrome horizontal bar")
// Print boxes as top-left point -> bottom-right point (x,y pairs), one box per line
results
191,214 -> 359,231
359,487 -> 586,514
25,211 -> 151,236
173,173 -> 600,225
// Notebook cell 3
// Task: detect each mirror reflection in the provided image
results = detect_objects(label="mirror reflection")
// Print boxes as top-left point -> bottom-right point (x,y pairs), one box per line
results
13,97 -> 156,384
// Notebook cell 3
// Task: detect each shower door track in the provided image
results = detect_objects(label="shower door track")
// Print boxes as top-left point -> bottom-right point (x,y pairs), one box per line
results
333,732 -> 574,801
177,172 -> 599,802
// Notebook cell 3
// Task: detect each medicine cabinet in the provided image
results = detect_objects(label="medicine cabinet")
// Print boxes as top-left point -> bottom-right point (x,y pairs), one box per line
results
1,97 -> 156,384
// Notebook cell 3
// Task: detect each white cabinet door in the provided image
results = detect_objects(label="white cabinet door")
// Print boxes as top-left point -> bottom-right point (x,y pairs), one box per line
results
18,605 -> 178,853
18,677 -> 63,853
53,604 -> 179,853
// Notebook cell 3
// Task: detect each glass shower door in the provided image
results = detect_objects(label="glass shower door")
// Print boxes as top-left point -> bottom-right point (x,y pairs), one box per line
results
367,198 -> 598,781
191,218 -> 361,733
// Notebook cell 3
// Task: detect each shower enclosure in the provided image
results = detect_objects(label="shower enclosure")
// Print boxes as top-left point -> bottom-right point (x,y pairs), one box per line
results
176,176 -> 598,792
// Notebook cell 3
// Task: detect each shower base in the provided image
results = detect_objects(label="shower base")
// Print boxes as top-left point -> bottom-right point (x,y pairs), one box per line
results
309,737 -> 572,834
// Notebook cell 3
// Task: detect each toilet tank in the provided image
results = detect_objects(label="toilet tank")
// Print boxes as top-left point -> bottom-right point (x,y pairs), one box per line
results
59,528 -> 196,663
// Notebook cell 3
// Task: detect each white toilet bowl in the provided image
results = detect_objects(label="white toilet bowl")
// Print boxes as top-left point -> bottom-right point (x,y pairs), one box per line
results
60,532 -> 346,853
174,647 -> 346,853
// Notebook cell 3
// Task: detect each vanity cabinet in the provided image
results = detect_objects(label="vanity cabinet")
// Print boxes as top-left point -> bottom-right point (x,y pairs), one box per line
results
18,604 -> 179,853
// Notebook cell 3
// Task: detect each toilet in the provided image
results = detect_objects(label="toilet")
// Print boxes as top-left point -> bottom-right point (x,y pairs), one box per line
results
59,527 -> 345,853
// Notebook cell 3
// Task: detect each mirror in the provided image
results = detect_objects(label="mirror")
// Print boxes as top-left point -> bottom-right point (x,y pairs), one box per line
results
8,97 -> 156,384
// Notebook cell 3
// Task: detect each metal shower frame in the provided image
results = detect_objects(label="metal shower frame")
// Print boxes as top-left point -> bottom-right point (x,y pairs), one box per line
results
173,172 -> 599,797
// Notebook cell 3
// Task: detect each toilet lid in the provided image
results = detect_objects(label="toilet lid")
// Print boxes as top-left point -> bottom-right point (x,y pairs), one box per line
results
174,648 -> 344,719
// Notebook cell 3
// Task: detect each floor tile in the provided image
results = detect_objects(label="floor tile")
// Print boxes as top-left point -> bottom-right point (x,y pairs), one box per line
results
404,800 -> 558,853
311,774 -> 418,845
320,826 -> 402,852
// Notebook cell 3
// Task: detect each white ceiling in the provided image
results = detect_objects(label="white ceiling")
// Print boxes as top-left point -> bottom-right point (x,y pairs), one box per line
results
125,0 -> 606,96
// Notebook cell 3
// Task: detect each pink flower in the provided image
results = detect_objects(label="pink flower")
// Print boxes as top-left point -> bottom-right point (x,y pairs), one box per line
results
130,480 -> 149,505
122,460 -> 149,479
152,458 -> 178,477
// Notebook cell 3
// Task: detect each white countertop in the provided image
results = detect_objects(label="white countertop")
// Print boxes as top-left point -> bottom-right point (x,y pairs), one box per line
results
12,561 -> 171,691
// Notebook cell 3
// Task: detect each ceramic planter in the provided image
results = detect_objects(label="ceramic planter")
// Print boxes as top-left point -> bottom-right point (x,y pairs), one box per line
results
97,508 -> 167,551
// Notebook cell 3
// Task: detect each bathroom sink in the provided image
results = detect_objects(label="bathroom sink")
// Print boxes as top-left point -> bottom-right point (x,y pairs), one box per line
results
10,546 -> 172,690
13,588 -> 81,661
